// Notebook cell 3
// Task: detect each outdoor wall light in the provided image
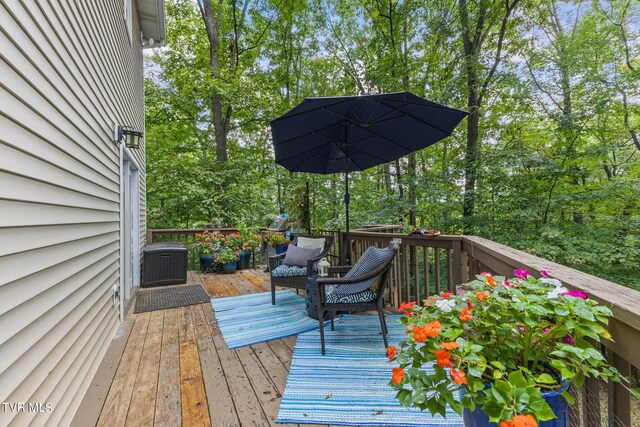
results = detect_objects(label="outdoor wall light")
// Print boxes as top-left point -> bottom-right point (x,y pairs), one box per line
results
115,125 -> 143,149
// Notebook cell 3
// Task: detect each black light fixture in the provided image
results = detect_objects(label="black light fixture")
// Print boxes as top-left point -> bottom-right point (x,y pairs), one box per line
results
115,125 -> 143,149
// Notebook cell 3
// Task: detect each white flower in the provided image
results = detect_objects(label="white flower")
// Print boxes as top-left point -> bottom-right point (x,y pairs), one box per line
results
436,299 -> 456,312
541,278 -> 563,288
547,286 -> 568,299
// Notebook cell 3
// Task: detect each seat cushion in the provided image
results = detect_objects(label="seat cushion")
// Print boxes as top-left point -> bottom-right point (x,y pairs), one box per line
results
296,237 -> 325,250
283,244 -> 322,267
333,246 -> 395,294
271,265 -> 308,277
326,290 -> 378,304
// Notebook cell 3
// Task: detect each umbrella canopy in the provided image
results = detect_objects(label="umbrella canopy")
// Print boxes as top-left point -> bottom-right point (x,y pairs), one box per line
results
270,91 -> 468,263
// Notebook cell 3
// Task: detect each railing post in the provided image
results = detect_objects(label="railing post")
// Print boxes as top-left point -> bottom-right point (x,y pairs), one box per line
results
453,240 -> 464,286
607,351 -> 631,427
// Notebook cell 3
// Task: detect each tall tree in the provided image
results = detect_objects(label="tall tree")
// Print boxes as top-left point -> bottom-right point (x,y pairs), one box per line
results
458,0 -> 521,232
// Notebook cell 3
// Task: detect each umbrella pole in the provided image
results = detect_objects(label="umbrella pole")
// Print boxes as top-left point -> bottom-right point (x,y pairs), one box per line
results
344,170 -> 351,265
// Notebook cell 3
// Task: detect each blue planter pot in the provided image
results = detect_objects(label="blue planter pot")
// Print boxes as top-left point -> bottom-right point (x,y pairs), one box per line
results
275,245 -> 288,255
237,251 -> 251,270
199,254 -> 215,272
222,262 -> 237,274
463,386 -> 568,427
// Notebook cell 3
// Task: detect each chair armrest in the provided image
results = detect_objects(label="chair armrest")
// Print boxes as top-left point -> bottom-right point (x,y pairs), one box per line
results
328,266 -> 351,277
268,252 -> 286,272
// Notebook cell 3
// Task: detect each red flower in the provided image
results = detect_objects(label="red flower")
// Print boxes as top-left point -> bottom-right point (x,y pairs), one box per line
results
392,367 -> 404,384
467,300 -> 475,310
387,346 -> 397,361
398,301 -> 417,313
450,367 -> 467,385
434,349 -> 451,368
441,291 -> 453,299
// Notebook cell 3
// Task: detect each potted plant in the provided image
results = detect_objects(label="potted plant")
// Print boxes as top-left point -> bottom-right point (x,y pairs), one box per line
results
237,227 -> 262,270
265,231 -> 289,254
389,270 -> 639,427
191,231 -> 219,272
216,247 -> 240,274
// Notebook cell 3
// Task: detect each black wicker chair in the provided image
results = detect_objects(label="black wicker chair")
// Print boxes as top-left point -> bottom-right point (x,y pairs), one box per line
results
316,243 -> 399,355
269,235 -> 334,305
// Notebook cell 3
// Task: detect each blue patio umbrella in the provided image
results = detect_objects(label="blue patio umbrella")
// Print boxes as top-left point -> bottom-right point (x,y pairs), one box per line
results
270,91 -> 468,264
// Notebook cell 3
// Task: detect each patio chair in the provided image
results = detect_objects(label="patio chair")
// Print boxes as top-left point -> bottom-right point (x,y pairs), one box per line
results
269,235 -> 334,305
316,243 -> 399,355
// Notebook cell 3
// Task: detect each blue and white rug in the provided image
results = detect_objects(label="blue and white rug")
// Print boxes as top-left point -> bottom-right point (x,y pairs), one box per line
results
211,290 -> 324,349
277,314 -> 463,426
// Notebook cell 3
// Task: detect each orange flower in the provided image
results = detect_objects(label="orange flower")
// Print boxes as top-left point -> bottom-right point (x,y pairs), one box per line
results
500,421 -> 515,427
413,326 -> 428,342
441,291 -> 453,299
434,349 -> 451,368
476,292 -> 490,301
423,296 -> 437,304
512,414 -> 538,427
440,341 -> 459,350
424,320 -> 442,338
398,301 -> 417,313
392,367 -> 405,384
387,346 -> 397,361
405,311 -> 414,318
450,367 -> 467,385
459,307 -> 473,322
486,275 -> 497,287
467,300 -> 475,310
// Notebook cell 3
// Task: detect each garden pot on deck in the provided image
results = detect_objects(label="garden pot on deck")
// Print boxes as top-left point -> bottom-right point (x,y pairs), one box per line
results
462,386 -> 568,427
237,251 -> 251,270
199,254 -> 215,273
275,244 -> 288,255
222,262 -> 237,274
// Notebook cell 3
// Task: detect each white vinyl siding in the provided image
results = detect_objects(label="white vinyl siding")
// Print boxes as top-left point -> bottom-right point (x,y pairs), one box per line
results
0,0 -> 146,426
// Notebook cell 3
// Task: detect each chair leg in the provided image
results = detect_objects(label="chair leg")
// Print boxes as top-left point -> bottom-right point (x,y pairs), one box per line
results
271,282 -> 276,305
319,309 -> 326,355
330,311 -> 335,331
378,309 -> 388,348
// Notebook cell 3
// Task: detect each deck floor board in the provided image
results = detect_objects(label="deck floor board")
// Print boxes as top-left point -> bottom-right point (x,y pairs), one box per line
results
91,269 -> 368,426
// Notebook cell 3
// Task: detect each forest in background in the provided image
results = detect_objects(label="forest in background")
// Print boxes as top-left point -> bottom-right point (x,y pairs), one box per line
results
144,0 -> 640,289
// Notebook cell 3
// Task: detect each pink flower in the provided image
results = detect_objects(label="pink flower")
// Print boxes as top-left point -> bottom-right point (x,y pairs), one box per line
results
562,289 -> 588,299
562,335 -> 575,346
503,279 -> 511,288
514,269 -> 529,279
480,271 -> 492,276
540,270 -> 549,278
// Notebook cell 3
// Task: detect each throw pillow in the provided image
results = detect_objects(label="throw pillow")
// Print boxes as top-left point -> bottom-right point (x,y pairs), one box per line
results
283,244 -> 322,267
296,237 -> 325,250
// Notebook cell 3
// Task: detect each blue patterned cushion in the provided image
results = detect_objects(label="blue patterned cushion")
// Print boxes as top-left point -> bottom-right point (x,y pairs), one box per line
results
271,265 -> 308,277
333,246 -> 395,294
326,290 -> 378,304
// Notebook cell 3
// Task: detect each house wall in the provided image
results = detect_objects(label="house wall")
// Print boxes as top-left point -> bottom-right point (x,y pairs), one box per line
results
0,1 -> 146,426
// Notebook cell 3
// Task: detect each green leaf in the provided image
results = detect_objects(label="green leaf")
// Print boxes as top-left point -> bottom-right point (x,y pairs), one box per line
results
536,373 -> 556,384
562,389 -> 575,405
508,370 -> 528,388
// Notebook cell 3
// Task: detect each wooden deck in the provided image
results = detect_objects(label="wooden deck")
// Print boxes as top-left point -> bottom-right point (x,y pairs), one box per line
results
75,269 -> 340,427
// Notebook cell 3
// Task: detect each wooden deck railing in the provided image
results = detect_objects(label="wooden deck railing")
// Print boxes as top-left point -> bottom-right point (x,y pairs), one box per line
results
147,226 -> 639,426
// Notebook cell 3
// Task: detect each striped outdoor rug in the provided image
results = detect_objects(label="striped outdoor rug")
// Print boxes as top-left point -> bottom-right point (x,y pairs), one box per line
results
211,290 -> 325,349
277,314 -> 463,426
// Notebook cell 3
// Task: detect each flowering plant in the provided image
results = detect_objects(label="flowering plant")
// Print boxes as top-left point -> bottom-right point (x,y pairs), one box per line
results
215,247 -> 239,264
191,231 -> 221,254
389,270 -> 639,426
264,231 -> 289,247
241,230 -> 262,251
